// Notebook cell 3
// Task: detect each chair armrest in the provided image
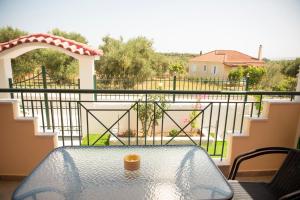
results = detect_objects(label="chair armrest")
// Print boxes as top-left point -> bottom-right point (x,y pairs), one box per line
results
228,147 -> 290,180
279,189 -> 300,200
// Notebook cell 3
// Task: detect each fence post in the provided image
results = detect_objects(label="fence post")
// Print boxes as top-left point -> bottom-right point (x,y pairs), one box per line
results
93,74 -> 97,101
173,75 -> 177,102
295,65 -> 300,102
245,75 -> 250,91
78,78 -> 81,101
244,75 -> 250,102
42,66 -> 50,129
8,78 -> 14,99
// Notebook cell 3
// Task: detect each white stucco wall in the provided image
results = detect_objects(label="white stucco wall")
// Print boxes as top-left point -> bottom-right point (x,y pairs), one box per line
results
81,101 -> 252,138
188,61 -> 227,79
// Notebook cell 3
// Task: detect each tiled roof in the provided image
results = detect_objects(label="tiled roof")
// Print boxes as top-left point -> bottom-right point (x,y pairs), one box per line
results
190,50 -> 264,66
0,33 -> 103,56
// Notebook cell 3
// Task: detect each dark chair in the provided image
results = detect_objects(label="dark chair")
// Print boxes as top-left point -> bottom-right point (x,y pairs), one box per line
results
228,147 -> 300,200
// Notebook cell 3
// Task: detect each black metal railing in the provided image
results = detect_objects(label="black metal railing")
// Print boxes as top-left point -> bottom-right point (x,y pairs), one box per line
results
1,88 -> 299,160
95,75 -> 247,100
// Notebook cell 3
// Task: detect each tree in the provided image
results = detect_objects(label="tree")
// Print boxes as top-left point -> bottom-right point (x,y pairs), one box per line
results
39,49 -> 78,83
228,67 -> 243,84
11,49 -> 43,79
168,63 -> 185,76
41,29 -> 88,82
243,66 -> 266,88
49,28 -> 88,44
0,26 -> 27,43
271,77 -> 297,91
96,36 -> 158,88
260,61 -> 285,90
161,52 -> 194,75
150,53 -> 169,76
281,58 -> 300,78
228,66 -> 265,88
134,94 -> 168,136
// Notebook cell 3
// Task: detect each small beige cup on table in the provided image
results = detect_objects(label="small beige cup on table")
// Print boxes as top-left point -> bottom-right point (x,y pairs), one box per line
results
124,154 -> 140,171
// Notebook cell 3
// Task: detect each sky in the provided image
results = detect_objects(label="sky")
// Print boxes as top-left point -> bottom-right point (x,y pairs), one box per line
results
0,0 -> 300,59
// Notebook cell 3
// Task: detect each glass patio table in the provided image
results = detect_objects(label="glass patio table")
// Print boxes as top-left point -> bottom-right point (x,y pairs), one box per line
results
13,146 -> 233,200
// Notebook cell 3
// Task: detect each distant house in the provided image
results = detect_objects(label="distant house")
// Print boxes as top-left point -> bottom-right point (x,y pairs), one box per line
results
188,45 -> 265,78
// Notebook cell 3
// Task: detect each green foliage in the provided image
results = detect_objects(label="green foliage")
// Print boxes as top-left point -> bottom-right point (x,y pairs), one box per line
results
228,67 -> 243,84
253,95 -> 263,111
11,50 -> 43,79
134,94 -> 168,136
260,61 -> 285,90
281,58 -> 300,77
271,77 -> 297,91
228,66 -> 266,89
200,141 -> 227,158
96,36 -> 157,88
169,129 -> 179,137
150,53 -> 169,76
42,29 -> 88,82
0,27 -> 39,79
161,52 -> 196,75
168,62 -> 185,76
81,133 -> 110,146
260,60 -> 298,91
39,49 -> 78,83
243,66 -> 266,87
0,26 -> 27,43
189,100 -> 201,130
209,132 -> 216,138
49,28 -> 88,44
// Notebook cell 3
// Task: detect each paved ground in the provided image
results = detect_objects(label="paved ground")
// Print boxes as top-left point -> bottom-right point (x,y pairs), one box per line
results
0,180 -> 20,200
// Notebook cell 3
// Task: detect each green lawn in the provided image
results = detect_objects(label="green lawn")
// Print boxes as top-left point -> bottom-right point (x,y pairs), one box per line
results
200,141 -> 227,158
81,133 -> 110,146
81,133 -> 227,158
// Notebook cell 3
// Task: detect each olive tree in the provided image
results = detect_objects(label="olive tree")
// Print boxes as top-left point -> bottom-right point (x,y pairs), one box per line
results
134,94 -> 168,136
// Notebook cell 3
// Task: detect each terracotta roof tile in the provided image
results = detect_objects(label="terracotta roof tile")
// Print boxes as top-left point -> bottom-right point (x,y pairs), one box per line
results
0,33 -> 103,56
190,50 -> 264,66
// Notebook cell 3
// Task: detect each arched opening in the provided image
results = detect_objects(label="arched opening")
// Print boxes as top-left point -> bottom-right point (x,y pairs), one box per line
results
0,33 -> 102,98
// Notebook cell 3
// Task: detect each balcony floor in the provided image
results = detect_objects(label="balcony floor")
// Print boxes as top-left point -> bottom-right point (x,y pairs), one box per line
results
0,180 -> 20,200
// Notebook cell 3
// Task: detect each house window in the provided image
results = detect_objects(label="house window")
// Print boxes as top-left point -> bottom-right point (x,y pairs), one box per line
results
212,66 -> 217,75
190,64 -> 197,72
203,65 -> 207,71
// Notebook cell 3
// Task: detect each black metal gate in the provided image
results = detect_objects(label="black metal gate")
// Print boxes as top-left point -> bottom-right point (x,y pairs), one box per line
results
8,66 -> 81,136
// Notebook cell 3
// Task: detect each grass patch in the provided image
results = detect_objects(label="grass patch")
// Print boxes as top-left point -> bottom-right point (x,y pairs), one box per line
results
80,133 -> 226,158
81,133 -> 110,146
200,141 -> 227,158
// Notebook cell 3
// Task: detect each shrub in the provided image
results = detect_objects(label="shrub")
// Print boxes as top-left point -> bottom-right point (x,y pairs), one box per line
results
169,63 -> 185,76
228,67 -> 243,84
228,66 -> 266,89
118,129 -> 136,137
169,129 -> 179,137
134,94 -> 169,136
243,66 -> 266,88
272,77 -> 297,91
81,133 -> 110,146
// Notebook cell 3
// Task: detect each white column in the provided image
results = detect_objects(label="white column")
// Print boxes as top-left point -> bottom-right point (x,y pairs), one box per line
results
0,58 -> 13,99
79,57 -> 95,100
296,65 -> 300,102
296,66 -> 300,148
78,57 -> 96,137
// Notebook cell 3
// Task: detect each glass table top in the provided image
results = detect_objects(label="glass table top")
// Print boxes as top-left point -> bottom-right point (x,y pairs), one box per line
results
13,146 -> 233,200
